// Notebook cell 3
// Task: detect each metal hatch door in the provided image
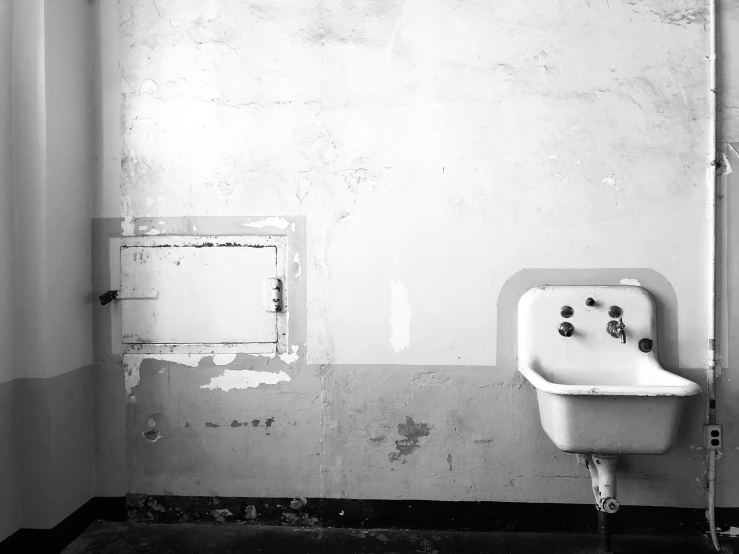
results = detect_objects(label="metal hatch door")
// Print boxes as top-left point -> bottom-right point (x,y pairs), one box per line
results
120,235 -> 286,354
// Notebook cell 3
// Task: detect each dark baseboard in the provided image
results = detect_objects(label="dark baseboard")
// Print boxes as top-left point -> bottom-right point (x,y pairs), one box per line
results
0,497 -> 126,554
128,494 -> 739,537
2,494 -> 736,553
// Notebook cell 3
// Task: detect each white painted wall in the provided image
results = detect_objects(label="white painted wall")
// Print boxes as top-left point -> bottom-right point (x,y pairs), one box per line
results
9,0 -> 93,380
43,0 -> 93,378
91,0 -> 122,221
11,0 -> 47,380
113,0 -> 708,368
0,0 -> 15,384
0,3 -> 22,544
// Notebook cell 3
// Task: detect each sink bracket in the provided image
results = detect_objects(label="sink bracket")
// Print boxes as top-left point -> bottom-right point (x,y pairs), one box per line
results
582,454 -> 620,514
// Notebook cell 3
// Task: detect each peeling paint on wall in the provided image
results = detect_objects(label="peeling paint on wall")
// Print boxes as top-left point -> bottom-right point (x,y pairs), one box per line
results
602,176 -> 622,194
121,195 -> 134,236
124,353 -> 238,402
719,152 -> 732,176
390,279 -> 411,352
623,0 -> 708,26
142,428 -> 162,442
200,369 -> 291,391
293,253 -> 302,280
242,217 -> 290,230
366,419 -> 393,443
295,172 -> 311,203
342,168 -> 377,195
140,79 -> 158,94
413,372 -> 450,387
723,143 -> 739,176
227,419 -> 275,429
279,345 -> 300,364
124,356 -> 141,403
212,354 -> 238,365
333,209 -> 353,222
212,509 -> 232,523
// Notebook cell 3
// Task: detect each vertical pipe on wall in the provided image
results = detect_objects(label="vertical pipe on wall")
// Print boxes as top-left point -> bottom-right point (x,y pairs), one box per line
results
706,0 -> 721,551
707,0 -> 717,429
708,452 -> 720,551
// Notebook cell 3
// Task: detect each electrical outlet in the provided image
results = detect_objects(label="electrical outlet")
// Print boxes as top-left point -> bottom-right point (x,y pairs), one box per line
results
706,424 -> 723,450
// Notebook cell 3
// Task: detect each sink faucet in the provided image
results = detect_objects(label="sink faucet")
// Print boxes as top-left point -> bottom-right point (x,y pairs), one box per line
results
607,318 -> 626,344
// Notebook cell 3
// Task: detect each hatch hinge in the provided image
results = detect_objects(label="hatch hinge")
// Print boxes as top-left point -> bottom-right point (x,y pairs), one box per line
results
264,278 -> 283,312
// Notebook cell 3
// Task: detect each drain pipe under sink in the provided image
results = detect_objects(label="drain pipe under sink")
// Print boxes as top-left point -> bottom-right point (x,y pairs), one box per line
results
582,454 -> 619,553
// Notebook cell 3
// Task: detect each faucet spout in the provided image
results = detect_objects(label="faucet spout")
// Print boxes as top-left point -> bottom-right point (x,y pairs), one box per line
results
607,318 -> 626,344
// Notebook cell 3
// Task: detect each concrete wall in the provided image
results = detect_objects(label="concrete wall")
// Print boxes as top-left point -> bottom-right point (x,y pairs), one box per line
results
42,0 -> 93,379
91,0 -> 739,512
11,0 -> 93,378
0,2 -> 21,541
721,1 -> 739,145
0,0 -> 95,540
0,0 -> 15,385
20,366 -> 95,529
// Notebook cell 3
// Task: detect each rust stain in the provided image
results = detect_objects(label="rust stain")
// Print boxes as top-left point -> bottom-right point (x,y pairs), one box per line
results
388,417 -> 431,462
142,428 -> 161,441
123,243 -> 273,249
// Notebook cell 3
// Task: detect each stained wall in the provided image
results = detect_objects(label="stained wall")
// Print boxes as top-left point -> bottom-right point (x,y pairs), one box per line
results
90,0 -> 739,512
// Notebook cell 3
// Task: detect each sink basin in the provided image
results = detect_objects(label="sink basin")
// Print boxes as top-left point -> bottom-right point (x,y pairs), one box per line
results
518,285 -> 701,455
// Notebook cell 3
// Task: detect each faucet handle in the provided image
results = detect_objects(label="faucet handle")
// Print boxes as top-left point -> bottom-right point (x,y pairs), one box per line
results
559,322 -> 574,337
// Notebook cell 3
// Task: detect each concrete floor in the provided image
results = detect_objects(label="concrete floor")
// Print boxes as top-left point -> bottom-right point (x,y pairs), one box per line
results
62,521 -> 736,554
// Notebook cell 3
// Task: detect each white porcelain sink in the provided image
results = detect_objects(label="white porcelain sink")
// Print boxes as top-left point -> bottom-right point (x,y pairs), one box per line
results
518,285 -> 701,455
